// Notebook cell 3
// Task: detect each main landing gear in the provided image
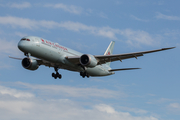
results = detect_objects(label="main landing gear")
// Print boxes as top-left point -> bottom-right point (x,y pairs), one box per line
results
79,65 -> 89,78
80,71 -> 89,78
52,67 -> 62,79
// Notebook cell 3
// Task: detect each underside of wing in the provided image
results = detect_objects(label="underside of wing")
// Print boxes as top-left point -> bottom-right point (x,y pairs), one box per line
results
9,55 -> 56,68
109,68 -> 141,72
66,47 -> 175,66
95,47 -> 175,65
65,56 -> 80,64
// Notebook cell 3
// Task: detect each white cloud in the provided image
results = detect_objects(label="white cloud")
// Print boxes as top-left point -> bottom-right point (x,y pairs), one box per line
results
156,12 -> 180,20
44,3 -> 82,14
0,37 -> 22,69
0,85 -> 34,98
167,103 -> 180,114
0,99 -> 159,120
0,38 -> 20,55
0,83 -> 159,120
94,104 -> 116,114
147,98 -> 175,105
130,15 -> 149,22
0,16 -> 117,39
0,16 -> 39,30
2,2 -> 83,14
119,106 -> 148,114
147,98 -> 176,107
0,16 -> 158,47
162,29 -> 180,41
0,101 -> 33,114
16,82 -> 123,98
15,32 -> 28,38
119,29 -> 158,47
2,2 -> 31,9
169,103 -> 180,109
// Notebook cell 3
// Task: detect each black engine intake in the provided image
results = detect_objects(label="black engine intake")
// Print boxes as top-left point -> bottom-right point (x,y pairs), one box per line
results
80,54 -> 98,67
22,57 -> 39,70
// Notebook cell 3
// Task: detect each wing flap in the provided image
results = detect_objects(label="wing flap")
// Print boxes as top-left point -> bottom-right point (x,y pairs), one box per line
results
66,56 -> 80,64
96,53 -> 144,64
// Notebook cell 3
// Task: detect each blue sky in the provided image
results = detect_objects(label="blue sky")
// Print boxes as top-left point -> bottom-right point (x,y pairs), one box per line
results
0,0 -> 180,120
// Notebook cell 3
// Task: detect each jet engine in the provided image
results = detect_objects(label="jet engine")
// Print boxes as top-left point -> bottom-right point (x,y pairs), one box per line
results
22,57 -> 39,70
80,54 -> 98,67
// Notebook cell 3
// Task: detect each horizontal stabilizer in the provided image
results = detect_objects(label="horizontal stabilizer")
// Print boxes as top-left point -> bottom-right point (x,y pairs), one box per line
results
109,68 -> 141,72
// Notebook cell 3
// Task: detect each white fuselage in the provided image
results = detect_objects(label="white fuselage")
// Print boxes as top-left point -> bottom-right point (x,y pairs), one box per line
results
18,36 -> 114,77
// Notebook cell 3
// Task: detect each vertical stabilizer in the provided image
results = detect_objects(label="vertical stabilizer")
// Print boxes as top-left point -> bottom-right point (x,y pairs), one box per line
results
104,41 -> 115,66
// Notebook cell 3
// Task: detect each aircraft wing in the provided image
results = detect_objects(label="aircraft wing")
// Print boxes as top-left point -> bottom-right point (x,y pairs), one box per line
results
109,68 -> 141,72
9,56 -> 55,67
66,47 -> 175,65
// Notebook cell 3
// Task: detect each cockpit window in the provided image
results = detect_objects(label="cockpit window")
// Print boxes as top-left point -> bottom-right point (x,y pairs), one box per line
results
21,38 -> 26,40
21,38 -> 30,41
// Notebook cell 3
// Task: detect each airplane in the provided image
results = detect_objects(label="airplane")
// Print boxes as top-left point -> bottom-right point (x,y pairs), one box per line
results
9,36 -> 175,79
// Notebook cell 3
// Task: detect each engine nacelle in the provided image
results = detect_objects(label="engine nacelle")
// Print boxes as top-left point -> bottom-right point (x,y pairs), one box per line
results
22,57 -> 39,70
80,54 -> 98,67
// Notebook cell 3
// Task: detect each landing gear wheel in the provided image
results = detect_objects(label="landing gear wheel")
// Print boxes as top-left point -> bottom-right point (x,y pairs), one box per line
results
52,72 -> 62,79
80,71 -> 89,78
57,73 -> 62,79
52,67 -> 62,79
52,73 -> 55,77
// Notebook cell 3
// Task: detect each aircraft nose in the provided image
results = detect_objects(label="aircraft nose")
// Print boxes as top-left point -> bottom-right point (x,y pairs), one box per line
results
18,40 -> 24,51
18,40 -> 29,52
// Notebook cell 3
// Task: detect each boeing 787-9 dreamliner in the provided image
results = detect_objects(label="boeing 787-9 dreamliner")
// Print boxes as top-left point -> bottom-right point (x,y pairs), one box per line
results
9,36 -> 175,79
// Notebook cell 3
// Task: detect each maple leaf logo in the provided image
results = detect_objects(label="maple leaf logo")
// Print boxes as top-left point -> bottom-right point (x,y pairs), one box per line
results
107,51 -> 110,55
41,39 -> 45,42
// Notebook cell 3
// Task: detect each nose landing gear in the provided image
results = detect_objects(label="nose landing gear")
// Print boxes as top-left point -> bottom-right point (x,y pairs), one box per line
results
52,67 -> 62,79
